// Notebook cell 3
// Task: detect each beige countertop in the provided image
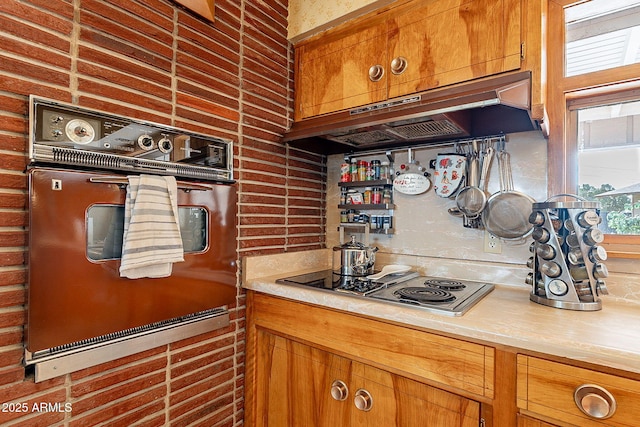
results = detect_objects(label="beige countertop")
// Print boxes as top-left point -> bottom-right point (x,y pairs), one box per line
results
243,251 -> 640,375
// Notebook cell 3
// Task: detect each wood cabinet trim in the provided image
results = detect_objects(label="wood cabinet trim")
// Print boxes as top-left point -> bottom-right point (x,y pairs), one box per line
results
250,292 -> 494,399
517,355 -> 640,426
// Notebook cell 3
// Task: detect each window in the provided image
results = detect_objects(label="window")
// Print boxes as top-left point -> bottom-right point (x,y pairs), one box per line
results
565,0 -> 640,77
571,96 -> 640,236
86,205 -> 208,261
549,0 -> 640,258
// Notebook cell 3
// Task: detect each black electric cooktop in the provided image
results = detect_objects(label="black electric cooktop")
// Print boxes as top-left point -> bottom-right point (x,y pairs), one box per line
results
276,270 -> 494,316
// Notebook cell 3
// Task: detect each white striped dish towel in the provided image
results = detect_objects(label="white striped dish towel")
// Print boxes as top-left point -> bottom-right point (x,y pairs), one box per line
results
119,175 -> 184,279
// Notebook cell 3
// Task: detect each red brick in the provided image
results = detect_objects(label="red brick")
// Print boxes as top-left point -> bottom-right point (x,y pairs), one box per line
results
175,93 -> 240,122
76,62 -> 172,100
71,358 -> 167,398
0,269 -> 26,287
170,337 -> 235,369
240,227 -> 287,237
0,348 -> 25,370
80,4 -> 173,57
0,365 -> 25,387
0,288 -> 25,309
171,360 -> 234,398
70,385 -> 166,427
239,216 -> 286,225
100,401 -> 165,427
0,56 -> 70,88
239,193 -> 285,205
0,33 -> 71,69
240,205 -> 285,215
169,386 -> 234,424
0,153 -> 28,172
0,1 -> 73,33
0,194 -> 27,210
0,132 -> 26,153
239,237 -> 286,249
78,46 -> 172,87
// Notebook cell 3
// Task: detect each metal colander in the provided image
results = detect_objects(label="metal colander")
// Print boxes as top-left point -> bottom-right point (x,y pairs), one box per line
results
481,150 -> 535,239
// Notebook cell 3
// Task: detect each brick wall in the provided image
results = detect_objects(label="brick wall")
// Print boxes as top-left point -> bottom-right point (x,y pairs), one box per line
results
0,0 -> 325,425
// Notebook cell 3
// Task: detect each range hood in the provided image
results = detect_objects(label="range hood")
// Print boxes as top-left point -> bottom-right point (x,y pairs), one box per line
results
283,71 -> 539,154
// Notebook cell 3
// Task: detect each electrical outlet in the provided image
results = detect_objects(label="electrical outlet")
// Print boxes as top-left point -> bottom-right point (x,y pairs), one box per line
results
484,230 -> 502,254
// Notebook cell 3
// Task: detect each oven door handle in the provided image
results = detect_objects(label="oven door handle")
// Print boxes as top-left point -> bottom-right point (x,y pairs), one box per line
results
88,176 -> 211,192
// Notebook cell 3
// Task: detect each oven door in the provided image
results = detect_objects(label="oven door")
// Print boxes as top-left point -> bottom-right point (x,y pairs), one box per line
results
27,167 -> 237,353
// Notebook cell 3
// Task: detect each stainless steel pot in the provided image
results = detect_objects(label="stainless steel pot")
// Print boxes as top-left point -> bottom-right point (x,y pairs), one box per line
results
332,236 -> 378,277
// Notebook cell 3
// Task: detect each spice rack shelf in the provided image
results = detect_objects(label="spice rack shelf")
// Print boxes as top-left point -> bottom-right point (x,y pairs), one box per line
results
338,203 -> 395,210
338,179 -> 392,188
338,178 -> 395,235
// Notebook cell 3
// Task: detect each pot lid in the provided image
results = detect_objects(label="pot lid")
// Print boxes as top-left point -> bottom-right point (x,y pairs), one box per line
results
334,235 -> 366,250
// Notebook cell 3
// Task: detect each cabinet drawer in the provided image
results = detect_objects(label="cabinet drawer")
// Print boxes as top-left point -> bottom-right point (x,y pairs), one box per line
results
517,355 -> 640,426
251,292 -> 494,398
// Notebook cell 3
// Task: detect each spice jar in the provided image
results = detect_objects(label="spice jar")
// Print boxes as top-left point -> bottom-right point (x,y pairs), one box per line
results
340,162 -> 351,182
380,161 -> 390,180
340,210 -> 348,223
371,160 -> 381,180
357,160 -> 367,181
371,187 -> 382,204
382,188 -> 392,204
363,187 -> 372,204
350,158 -> 358,182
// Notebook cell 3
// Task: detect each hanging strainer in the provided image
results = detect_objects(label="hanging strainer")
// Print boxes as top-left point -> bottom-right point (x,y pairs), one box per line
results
481,149 -> 535,239
455,146 -> 494,218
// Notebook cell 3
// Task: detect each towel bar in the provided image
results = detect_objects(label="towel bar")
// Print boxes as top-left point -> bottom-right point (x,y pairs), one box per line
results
88,176 -> 211,192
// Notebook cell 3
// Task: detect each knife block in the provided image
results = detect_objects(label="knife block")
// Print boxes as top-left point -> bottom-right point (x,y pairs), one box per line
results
526,195 -> 608,311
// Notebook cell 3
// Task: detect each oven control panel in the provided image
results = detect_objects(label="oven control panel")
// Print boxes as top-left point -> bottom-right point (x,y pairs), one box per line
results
29,96 -> 233,182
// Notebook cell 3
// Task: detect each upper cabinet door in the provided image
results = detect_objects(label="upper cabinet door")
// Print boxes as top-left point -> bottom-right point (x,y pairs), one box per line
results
295,23 -> 388,121
387,0 -> 522,99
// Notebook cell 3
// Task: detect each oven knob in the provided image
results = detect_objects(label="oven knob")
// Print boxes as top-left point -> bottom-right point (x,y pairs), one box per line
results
137,134 -> 154,151
52,129 -> 63,138
158,136 -> 173,153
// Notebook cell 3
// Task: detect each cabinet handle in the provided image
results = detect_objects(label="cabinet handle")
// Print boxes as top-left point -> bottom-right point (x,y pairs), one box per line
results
368,65 -> 384,82
574,384 -> 617,419
330,380 -> 349,401
390,56 -> 408,75
354,388 -> 373,411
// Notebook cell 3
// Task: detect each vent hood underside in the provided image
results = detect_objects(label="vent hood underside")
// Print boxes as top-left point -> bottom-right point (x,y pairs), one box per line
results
283,71 -> 539,154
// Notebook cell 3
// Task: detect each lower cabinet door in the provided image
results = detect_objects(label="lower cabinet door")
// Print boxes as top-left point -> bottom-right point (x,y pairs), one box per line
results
350,362 -> 480,427
255,329 -> 481,427
517,414 -> 559,427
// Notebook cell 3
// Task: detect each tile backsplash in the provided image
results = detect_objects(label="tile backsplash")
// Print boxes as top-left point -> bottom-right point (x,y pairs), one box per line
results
326,131 -> 640,303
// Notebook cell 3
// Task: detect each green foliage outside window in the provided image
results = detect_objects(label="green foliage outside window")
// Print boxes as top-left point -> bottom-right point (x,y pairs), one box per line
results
578,184 -> 640,235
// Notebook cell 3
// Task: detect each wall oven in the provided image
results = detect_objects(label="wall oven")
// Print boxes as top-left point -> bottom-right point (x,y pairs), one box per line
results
25,96 -> 237,381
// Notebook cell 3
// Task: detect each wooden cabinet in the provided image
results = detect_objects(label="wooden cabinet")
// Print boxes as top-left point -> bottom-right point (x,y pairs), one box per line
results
386,0 -> 522,99
254,329 -> 481,427
245,291 -> 496,426
517,414 -> 559,427
294,0 -> 527,121
296,23 -> 389,120
517,355 -> 640,426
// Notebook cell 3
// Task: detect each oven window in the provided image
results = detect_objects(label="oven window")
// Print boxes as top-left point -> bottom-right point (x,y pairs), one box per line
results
86,205 -> 208,261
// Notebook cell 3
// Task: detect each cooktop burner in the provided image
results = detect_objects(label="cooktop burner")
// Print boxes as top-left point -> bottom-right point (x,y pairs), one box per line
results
276,270 -> 494,316
424,279 -> 466,290
394,287 -> 456,303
